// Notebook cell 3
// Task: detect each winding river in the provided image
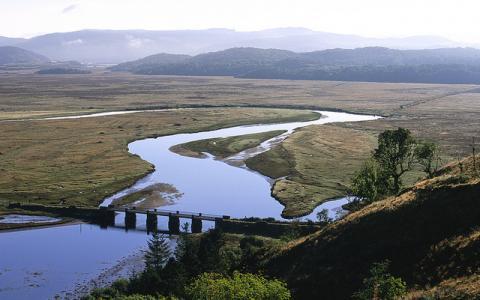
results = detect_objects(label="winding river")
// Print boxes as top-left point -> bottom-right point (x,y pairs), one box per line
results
0,109 -> 379,299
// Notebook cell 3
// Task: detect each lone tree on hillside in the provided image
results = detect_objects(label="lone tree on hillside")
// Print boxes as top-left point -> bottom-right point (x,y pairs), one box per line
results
144,231 -> 171,270
351,159 -> 381,203
373,127 -> 416,194
415,141 -> 441,178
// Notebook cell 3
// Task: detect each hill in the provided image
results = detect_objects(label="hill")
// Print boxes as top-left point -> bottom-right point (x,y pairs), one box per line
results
0,46 -> 50,65
263,156 -> 480,299
12,28 -> 461,63
0,36 -> 25,47
110,53 -> 191,72
114,47 -> 480,84
118,48 -> 299,76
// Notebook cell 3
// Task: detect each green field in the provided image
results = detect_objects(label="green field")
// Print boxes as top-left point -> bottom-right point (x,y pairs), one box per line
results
1,71 -> 479,217
246,125 -> 378,217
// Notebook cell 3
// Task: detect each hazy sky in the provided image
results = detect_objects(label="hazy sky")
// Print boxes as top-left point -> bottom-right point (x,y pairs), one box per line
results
1,0 -> 479,43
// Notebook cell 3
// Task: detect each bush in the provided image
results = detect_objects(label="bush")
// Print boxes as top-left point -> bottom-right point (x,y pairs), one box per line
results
353,261 -> 406,300
185,272 -> 291,300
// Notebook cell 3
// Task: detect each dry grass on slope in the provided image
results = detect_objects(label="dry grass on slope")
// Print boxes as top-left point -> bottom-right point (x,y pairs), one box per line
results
406,273 -> 480,299
264,156 -> 480,299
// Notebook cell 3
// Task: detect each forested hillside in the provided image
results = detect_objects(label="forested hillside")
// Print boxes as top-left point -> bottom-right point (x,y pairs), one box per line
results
112,47 -> 480,84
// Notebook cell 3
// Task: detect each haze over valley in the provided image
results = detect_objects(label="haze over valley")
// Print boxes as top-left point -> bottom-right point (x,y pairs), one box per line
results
0,28 -> 466,63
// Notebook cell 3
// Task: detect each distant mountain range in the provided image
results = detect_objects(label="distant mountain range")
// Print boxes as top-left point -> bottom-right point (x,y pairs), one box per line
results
3,28 -> 480,84
0,46 -> 50,65
111,47 -> 480,84
0,36 -> 26,47
0,28 -> 467,63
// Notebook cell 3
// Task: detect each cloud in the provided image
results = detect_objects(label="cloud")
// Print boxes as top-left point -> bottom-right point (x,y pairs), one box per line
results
62,39 -> 84,46
61,4 -> 78,14
125,35 -> 152,48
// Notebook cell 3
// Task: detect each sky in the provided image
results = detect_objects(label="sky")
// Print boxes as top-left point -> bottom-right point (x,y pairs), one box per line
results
1,0 -> 480,43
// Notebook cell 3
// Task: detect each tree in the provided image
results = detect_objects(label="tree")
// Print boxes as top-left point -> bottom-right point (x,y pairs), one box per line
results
353,261 -> 406,300
197,228 -> 227,274
144,231 -> 171,270
374,128 -> 416,194
415,141 -> 441,178
185,272 -> 291,300
351,159 -> 381,203
181,222 -> 190,234
239,236 -> 265,272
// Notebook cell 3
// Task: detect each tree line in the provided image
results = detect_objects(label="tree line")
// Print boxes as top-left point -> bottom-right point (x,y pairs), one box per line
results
83,227 -> 291,300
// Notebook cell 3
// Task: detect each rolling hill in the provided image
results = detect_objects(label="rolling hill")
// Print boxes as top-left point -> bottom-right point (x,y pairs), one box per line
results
112,47 -> 480,84
0,36 -> 26,47
0,46 -> 50,65
263,156 -> 480,299
110,53 -> 192,72
10,28 -> 462,63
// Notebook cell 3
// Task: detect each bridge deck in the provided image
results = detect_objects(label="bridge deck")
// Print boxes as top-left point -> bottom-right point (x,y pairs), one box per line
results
108,207 -> 227,221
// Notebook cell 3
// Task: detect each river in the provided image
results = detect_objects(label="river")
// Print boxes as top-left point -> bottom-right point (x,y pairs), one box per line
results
0,109 -> 379,299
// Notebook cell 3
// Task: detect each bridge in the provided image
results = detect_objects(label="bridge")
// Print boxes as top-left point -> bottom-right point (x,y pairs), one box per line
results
7,203 -> 322,237
100,206 -> 230,233
7,203 -> 230,234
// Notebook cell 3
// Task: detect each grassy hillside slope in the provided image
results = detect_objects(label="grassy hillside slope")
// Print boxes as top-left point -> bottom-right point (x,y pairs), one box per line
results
264,156 -> 480,299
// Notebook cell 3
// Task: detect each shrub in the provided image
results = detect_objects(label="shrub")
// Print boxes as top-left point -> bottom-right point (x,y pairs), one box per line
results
353,261 -> 407,300
185,272 -> 291,300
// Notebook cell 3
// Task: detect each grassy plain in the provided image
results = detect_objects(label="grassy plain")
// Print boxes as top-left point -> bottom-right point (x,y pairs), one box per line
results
0,72 -> 474,117
0,107 -> 317,209
0,72 -> 477,157
171,130 -> 286,159
1,71 -> 479,217
247,125 -> 377,217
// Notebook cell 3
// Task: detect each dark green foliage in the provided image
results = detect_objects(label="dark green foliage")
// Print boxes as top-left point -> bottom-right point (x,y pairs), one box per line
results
175,233 -> 202,277
185,272 -> 291,300
239,236 -> 266,273
129,258 -> 187,297
350,128 -> 416,204
415,141 -> 441,178
351,129 -> 443,206
353,261 -> 406,300
279,220 -> 302,241
374,128 -> 417,194
374,128 -> 417,193
144,232 -> 171,270
197,228 -> 228,273
114,47 -> 480,84
86,229 -> 288,299
132,229 -> 243,297
110,53 -> 191,72
351,159 -> 381,203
